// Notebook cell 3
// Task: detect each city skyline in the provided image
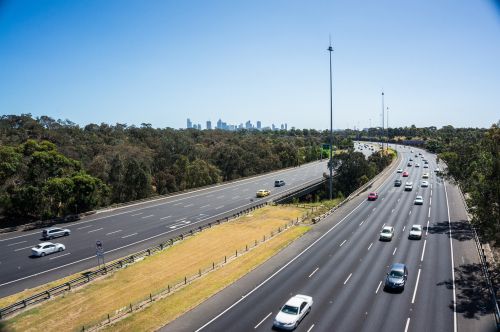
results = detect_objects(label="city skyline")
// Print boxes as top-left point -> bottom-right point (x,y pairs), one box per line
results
187,117 -> 287,131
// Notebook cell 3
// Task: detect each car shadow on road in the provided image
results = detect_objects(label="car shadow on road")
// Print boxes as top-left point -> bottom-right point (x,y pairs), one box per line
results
437,263 -> 496,320
426,220 -> 474,242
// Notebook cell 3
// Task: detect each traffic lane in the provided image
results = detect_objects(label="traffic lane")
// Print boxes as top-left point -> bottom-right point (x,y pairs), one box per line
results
0,165 -> 329,293
162,148 -> 403,331
200,199 -> 372,331
444,181 -> 498,332
411,181 -> 454,332
195,156 -> 407,331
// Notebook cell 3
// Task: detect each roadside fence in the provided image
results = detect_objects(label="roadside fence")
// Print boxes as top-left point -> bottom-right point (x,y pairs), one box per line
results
0,201 -> 273,319
78,217 -> 300,331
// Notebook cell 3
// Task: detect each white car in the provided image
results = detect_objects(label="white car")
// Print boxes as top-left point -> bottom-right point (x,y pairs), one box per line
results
397,168 -> 403,173
379,226 -> 395,241
414,195 -> 424,205
423,164 -> 429,168
409,225 -> 423,240
421,180 -> 429,187
31,242 -> 65,257
422,173 -> 429,179
404,182 -> 413,191
415,163 -> 420,167
274,295 -> 313,330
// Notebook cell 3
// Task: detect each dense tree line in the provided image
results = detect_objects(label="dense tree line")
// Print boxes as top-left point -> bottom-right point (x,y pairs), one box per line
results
0,114 -> 353,224
330,149 -> 394,198
434,124 -> 499,244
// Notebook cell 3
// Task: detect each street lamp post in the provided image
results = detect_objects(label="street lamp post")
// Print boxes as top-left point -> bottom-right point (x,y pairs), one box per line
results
328,41 -> 334,200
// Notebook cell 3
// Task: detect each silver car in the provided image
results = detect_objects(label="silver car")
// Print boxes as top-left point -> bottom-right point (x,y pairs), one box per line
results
42,227 -> 71,240
31,242 -> 65,257
380,226 -> 395,241
273,295 -> 313,330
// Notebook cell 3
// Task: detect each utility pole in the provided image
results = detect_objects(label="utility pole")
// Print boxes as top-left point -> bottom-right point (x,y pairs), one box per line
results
328,39 -> 334,200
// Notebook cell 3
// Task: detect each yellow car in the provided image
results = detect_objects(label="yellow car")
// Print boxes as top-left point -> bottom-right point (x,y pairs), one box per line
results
256,189 -> 270,198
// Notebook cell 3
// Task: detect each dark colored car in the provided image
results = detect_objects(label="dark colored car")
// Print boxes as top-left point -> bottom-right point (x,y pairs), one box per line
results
274,180 -> 286,187
394,179 -> 402,187
384,263 -> 408,292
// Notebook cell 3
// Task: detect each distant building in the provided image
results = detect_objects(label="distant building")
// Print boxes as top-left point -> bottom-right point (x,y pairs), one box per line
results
256,121 -> 261,129
272,124 -> 276,131
285,123 -> 287,130
187,118 -> 192,129
197,124 -> 201,130
280,124 -> 284,130
245,120 -> 252,129
206,121 -> 212,130
217,119 -> 223,129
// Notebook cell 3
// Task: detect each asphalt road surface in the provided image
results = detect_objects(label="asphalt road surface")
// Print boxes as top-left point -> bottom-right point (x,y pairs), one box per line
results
0,158 -> 337,297
164,144 -> 497,332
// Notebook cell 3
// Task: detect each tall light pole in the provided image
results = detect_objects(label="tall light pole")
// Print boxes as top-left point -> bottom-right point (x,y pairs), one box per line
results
328,40 -> 334,200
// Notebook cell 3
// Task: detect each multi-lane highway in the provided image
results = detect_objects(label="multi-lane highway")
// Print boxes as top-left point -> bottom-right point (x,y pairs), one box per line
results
0,159 -> 335,297
164,144 -> 497,332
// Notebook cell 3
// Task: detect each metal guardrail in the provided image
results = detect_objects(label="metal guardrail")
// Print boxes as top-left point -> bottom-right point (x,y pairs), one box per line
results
0,156 -> 397,320
0,202 -> 271,319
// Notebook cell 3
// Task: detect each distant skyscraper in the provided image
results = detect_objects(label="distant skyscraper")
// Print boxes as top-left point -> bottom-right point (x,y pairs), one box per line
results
285,123 -> 287,130
280,124 -> 284,130
257,121 -> 261,129
272,124 -> 276,131
217,119 -> 222,129
245,120 -> 252,129
198,124 -> 201,130
187,118 -> 192,129
206,121 -> 212,130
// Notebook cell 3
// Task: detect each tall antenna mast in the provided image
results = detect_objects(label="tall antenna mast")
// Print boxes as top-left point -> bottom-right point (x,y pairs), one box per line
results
328,36 -> 334,200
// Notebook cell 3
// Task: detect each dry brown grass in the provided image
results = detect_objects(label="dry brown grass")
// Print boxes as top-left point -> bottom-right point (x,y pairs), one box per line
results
103,226 -> 309,332
3,206 -> 306,332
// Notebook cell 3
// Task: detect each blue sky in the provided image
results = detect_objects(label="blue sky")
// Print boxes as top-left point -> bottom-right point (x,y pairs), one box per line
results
1,0 -> 499,130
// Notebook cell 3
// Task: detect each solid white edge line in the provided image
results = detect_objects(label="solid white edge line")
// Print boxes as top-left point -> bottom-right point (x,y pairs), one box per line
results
254,312 -> 272,329
412,268 -> 421,304
444,181 -> 458,332
421,240 -> 427,262
308,267 -> 319,278
404,317 -> 410,332
194,196 -> 367,331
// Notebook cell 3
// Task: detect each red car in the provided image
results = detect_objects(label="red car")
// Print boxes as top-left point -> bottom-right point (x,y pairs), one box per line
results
402,171 -> 409,177
368,192 -> 379,201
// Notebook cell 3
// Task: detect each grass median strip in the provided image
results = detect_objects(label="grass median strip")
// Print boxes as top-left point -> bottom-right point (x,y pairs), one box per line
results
3,206 -> 308,332
103,226 -> 309,332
